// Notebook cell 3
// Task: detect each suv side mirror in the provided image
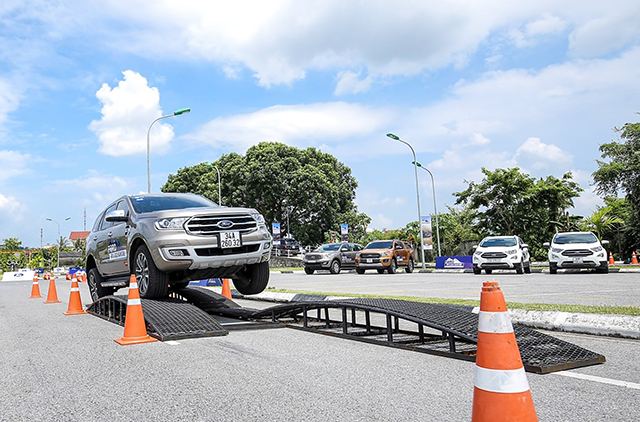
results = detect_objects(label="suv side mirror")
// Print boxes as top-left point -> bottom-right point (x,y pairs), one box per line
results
521,243 -> 529,249
601,240 -> 610,246
542,242 -> 550,248
105,209 -> 128,222
472,245 -> 478,249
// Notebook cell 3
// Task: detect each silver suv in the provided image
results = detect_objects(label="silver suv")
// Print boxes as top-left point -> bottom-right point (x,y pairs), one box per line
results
302,242 -> 364,274
85,193 -> 272,300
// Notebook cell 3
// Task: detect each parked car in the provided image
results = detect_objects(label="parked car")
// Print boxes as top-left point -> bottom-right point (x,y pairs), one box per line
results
472,235 -> 531,275
274,237 -> 300,255
302,242 -> 364,274
544,231 -> 609,274
85,193 -> 272,301
355,240 -> 415,274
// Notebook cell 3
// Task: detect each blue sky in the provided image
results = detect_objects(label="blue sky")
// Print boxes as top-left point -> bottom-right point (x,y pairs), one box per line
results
2,1 -> 640,248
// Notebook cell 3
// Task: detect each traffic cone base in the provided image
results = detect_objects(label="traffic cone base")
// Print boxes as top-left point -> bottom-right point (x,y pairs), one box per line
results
64,279 -> 88,315
44,278 -> 61,304
29,276 -> 42,299
114,275 -> 157,346
221,278 -> 232,299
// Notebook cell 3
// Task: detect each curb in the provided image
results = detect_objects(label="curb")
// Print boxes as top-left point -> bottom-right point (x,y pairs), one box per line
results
230,289 -> 640,340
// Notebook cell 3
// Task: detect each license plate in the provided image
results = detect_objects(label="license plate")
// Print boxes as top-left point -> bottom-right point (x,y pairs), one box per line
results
488,259 -> 501,263
572,257 -> 583,263
367,258 -> 373,263
220,231 -> 242,248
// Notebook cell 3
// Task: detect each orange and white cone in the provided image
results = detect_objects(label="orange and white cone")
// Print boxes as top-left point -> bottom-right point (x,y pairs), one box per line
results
114,275 -> 157,346
66,272 -> 71,280
29,274 -> 42,299
44,274 -> 62,304
82,272 -> 87,283
632,251 -> 639,265
609,252 -> 615,266
64,278 -> 88,315
221,278 -> 232,299
472,281 -> 538,422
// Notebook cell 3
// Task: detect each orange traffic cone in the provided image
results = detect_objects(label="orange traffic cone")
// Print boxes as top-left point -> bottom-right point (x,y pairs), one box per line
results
472,281 -> 538,422
221,278 -> 232,299
632,251 -> 639,265
29,274 -> 42,299
114,275 -> 157,346
82,272 -> 87,283
44,275 -> 62,304
64,278 -> 88,315
66,272 -> 71,280
44,273 -> 49,281
609,252 -> 615,266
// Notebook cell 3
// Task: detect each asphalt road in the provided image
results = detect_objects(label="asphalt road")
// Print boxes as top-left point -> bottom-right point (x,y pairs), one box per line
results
265,270 -> 640,307
1,277 -> 639,421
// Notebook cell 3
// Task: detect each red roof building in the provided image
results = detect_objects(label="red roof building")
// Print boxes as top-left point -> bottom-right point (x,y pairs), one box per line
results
69,231 -> 90,240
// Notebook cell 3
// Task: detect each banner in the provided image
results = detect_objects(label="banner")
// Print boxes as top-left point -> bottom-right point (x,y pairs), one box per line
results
421,215 -> 433,250
340,223 -> 349,242
272,222 -> 281,243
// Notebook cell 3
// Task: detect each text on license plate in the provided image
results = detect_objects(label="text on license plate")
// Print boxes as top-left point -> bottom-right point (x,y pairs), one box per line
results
572,257 -> 583,263
220,231 -> 242,248
488,258 -> 501,263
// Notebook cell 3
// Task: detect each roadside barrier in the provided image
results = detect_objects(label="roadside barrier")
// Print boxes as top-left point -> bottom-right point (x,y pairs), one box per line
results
63,278 -> 88,315
471,281 -> 538,422
114,275 -> 158,346
29,274 -> 42,299
632,251 -> 638,265
609,252 -> 615,266
221,278 -> 232,299
43,274 -> 62,304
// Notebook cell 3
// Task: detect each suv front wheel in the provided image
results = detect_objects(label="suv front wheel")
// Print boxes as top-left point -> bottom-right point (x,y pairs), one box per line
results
87,267 -> 115,302
232,261 -> 270,295
133,244 -> 169,299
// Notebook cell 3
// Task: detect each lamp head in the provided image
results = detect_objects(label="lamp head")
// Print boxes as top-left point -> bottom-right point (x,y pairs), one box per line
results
386,133 -> 400,141
173,108 -> 191,116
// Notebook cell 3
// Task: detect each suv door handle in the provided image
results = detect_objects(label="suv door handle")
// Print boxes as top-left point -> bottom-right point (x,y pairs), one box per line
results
107,231 -> 113,237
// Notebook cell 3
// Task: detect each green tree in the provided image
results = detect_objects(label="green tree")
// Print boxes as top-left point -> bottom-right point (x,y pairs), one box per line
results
454,167 -> 583,260
436,205 -> 483,256
593,119 -> 640,251
580,207 -> 623,240
162,142 -> 365,246
2,237 -> 22,250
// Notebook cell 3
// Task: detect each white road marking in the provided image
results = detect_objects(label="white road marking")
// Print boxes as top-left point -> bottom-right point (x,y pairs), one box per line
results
553,372 -> 640,390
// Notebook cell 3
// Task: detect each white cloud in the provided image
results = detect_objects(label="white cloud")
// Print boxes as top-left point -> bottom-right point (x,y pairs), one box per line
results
469,133 -> 490,145
0,77 -> 22,132
569,8 -> 640,57
89,70 -> 174,157
514,137 -> 569,169
186,102 -> 394,151
0,150 -> 32,181
0,193 -> 21,212
334,71 -> 373,96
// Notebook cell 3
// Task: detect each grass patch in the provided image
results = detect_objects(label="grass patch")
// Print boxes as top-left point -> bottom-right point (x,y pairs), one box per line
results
265,288 -> 640,316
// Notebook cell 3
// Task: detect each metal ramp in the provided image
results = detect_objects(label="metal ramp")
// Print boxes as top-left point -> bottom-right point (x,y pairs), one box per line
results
86,287 -> 605,373
218,297 -> 606,374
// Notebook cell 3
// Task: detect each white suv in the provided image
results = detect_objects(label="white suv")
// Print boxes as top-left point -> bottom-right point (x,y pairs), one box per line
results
472,235 -> 531,275
544,231 -> 609,274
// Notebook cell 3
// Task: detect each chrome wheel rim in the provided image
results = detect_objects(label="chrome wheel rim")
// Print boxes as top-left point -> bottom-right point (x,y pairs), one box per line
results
135,252 -> 150,295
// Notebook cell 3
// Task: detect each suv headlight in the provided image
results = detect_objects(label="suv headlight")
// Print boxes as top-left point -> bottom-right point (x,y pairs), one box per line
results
590,246 -> 603,252
551,248 -> 563,253
506,249 -> 517,255
155,217 -> 188,230
474,250 -> 482,257
380,251 -> 390,257
251,213 -> 266,227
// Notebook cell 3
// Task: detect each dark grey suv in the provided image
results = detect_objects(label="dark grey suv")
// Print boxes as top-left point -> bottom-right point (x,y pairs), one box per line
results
85,193 -> 272,300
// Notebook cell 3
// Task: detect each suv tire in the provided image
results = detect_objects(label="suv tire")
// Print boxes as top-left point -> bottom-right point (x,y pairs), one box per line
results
524,262 -> 532,274
485,269 -> 493,275
329,260 -> 341,274
388,258 -> 397,274
133,244 -> 169,299
549,263 -> 558,274
516,262 -> 524,274
87,267 -> 114,302
232,261 -> 270,295
356,268 -> 365,274
473,266 -> 481,275
304,267 -> 314,275
405,258 -> 414,274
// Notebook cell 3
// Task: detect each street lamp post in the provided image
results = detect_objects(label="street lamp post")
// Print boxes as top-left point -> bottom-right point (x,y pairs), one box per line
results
386,133 -> 426,270
46,217 -> 71,268
413,161 -> 442,257
147,107 -> 191,193
204,162 -> 222,206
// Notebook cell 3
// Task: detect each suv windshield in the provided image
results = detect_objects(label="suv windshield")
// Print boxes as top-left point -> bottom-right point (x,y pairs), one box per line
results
480,238 -> 517,247
366,241 -> 393,249
554,233 -> 598,244
130,195 -> 216,213
317,244 -> 341,252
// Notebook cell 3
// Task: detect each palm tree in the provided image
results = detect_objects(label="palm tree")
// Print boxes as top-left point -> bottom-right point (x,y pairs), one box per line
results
57,236 -> 70,250
580,207 -> 623,240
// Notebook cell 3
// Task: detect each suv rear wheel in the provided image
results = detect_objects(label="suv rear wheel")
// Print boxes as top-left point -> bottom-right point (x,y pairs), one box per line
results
232,261 -> 270,295
133,244 -> 169,299
405,258 -> 414,274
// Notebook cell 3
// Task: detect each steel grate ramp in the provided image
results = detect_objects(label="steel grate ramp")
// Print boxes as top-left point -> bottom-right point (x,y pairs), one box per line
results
227,297 -> 605,374
87,294 -> 228,341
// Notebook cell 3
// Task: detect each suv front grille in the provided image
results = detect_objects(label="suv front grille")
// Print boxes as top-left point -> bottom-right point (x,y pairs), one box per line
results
186,214 -> 257,236
361,253 -> 381,259
562,249 -> 593,257
195,245 -> 260,256
481,252 -> 507,259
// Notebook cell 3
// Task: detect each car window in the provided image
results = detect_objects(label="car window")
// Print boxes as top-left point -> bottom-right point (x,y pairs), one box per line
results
91,212 -> 104,232
99,202 -> 118,230
554,233 -> 598,244
130,194 -> 216,213
318,244 -> 341,252
353,244 -> 363,251
366,241 -> 393,249
395,242 -> 404,249
480,237 -> 517,247
112,200 -> 130,226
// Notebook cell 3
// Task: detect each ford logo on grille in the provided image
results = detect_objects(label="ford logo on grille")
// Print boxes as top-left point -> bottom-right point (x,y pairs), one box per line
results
217,220 -> 234,229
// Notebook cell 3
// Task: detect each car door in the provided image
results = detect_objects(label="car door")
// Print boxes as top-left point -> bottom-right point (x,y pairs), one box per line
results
394,241 -> 406,266
107,199 -> 132,276
340,243 -> 356,268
